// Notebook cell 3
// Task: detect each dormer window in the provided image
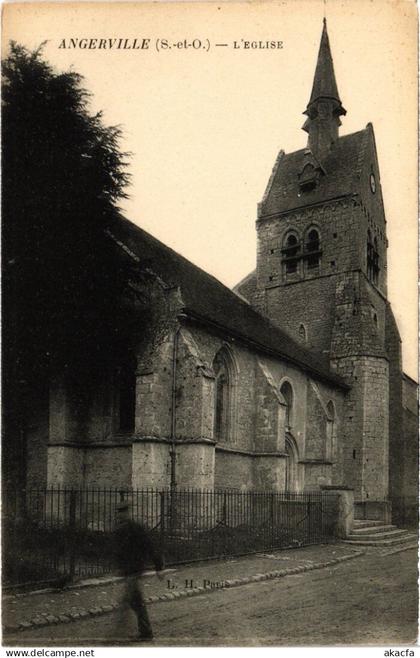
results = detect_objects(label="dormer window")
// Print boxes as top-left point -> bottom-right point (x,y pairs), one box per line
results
298,150 -> 325,192
299,163 -> 319,191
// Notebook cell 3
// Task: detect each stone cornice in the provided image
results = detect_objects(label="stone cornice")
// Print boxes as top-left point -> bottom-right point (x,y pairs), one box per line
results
132,436 -> 216,446
330,352 -> 389,362
216,444 -> 287,458
257,193 -> 359,225
48,436 -> 217,449
48,441 -> 132,449
299,459 -> 333,465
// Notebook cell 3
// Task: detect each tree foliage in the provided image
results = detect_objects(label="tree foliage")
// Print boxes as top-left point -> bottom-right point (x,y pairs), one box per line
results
2,42 -> 140,376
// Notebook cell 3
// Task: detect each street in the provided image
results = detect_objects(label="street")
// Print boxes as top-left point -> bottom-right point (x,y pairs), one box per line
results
4,547 -> 418,646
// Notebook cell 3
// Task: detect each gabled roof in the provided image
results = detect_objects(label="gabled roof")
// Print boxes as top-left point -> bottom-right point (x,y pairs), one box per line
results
108,215 -> 348,389
259,127 -> 370,218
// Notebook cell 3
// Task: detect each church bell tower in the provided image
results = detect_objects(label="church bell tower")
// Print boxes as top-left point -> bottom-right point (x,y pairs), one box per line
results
252,20 -> 390,502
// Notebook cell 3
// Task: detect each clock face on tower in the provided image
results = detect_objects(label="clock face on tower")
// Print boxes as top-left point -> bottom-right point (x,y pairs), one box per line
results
370,173 -> 376,194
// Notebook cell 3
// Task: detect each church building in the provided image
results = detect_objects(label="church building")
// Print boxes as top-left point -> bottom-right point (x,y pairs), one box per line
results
23,21 -> 417,524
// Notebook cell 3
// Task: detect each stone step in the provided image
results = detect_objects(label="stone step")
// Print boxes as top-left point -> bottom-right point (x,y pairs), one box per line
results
351,524 -> 397,535
380,542 -> 419,556
346,529 -> 408,541
343,533 -> 417,547
353,519 -> 385,528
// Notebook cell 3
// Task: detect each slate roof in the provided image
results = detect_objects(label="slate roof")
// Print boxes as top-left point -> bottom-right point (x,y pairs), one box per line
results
307,19 -> 344,109
260,127 -> 370,218
108,214 -> 348,388
233,270 -> 257,303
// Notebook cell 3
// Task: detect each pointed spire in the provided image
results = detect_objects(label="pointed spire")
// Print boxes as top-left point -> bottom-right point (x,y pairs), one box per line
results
302,20 -> 346,164
308,18 -> 343,108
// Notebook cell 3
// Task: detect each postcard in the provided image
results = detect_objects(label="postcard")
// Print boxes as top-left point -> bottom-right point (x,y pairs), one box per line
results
2,1 -> 418,653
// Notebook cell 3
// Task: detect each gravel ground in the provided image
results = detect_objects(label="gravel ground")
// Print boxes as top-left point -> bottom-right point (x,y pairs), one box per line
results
3,542 -> 361,631
3,543 -> 418,646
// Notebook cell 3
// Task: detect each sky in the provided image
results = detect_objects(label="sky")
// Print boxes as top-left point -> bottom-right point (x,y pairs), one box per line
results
3,0 -> 418,380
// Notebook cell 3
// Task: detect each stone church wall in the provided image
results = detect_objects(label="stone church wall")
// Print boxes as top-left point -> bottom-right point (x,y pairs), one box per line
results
175,442 -> 215,489
47,445 -> 84,486
25,387 -> 50,489
256,358 -> 308,454
265,276 -> 336,354
214,450 -> 254,490
175,331 -> 214,441
136,339 -> 174,440
303,462 -> 332,490
360,358 -> 389,500
254,362 -> 284,453
385,305 -> 404,522
184,325 -> 256,452
83,445 -> 132,487
331,355 -> 389,500
132,440 -> 171,489
400,375 -> 418,525
356,125 -> 388,297
256,200 -> 363,352
305,385 -> 327,460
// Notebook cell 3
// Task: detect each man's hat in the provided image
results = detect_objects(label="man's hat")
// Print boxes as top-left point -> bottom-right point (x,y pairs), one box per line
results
116,501 -> 129,512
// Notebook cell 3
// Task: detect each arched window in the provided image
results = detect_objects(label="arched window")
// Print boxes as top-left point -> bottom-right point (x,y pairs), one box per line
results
367,230 -> 379,284
213,347 -> 238,443
213,352 -> 228,441
280,381 -> 293,430
282,233 -> 300,274
304,228 -> 321,270
373,237 -> 379,284
367,230 -> 373,280
285,435 -> 299,492
326,400 -> 335,461
118,352 -> 137,433
298,323 -> 307,343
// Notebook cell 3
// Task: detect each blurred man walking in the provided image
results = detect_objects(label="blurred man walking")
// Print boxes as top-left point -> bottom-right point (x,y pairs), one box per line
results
114,501 -> 164,642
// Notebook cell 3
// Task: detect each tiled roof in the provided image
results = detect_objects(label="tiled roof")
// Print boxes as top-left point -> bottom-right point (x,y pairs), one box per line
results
109,215 -> 348,388
259,128 -> 369,217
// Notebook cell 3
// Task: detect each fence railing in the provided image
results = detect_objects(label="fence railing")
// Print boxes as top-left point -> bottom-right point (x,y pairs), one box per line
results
3,487 -> 339,588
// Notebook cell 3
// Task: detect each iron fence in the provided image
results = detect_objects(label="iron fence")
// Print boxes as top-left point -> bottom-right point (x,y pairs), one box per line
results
3,487 -> 339,588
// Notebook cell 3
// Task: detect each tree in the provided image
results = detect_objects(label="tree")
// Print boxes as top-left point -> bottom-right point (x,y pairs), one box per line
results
2,42 -> 144,486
